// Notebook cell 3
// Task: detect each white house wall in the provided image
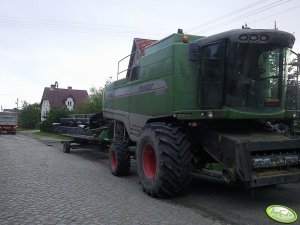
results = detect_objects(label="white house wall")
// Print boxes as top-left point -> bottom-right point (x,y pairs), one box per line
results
41,100 -> 50,121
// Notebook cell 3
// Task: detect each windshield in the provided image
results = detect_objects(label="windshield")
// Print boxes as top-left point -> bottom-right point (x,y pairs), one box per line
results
226,43 -> 289,110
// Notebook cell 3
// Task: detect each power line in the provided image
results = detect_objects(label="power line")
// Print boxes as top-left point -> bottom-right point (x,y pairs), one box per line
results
187,0 -> 291,35
0,16 -> 173,37
0,1 -> 296,37
186,0 -> 272,32
0,15 -> 171,32
195,0 -> 289,33
194,0 -> 291,34
247,5 -> 300,28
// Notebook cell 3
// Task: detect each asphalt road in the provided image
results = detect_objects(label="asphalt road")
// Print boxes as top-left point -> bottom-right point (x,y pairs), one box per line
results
1,131 -> 300,225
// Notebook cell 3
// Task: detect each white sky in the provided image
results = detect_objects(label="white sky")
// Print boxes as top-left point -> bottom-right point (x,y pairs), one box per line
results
0,0 -> 299,110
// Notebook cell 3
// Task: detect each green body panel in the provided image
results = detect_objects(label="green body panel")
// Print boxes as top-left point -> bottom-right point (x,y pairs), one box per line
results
104,34 -> 202,117
102,30 -> 300,191
103,34 -> 199,140
135,44 -> 173,116
129,77 -> 173,116
104,79 -> 130,112
173,43 -> 198,111
103,30 -> 298,141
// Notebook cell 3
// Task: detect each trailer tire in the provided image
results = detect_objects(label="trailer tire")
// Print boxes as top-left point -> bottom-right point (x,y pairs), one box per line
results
63,142 -> 71,153
136,123 -> 192,197
109,142 -> 130,176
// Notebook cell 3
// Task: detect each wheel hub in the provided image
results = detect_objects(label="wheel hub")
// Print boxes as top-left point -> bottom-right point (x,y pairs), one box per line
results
110,150 -> 117,171
142,144 -> 156,179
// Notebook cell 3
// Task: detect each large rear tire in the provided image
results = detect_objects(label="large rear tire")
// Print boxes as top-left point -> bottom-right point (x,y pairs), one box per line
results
109,142 -> 130,176
136,123 -> 192,197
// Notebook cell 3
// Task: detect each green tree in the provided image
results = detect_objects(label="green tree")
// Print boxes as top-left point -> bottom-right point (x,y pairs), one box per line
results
18,102 -> 40,129
89,87 -> 103,113
40,107 -> 70,132
74,87 -> 103,114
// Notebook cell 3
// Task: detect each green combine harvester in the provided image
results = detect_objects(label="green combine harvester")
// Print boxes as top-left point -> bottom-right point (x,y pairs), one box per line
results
103,28 -> 300,197
101,28 -> 300,197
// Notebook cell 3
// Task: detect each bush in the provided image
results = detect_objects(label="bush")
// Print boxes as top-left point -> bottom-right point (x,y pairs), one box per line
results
74,87 -> 103,114
40,107 -> 70,133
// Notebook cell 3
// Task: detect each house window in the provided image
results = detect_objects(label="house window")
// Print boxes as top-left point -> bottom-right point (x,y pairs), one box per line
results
65,97 -> 74,111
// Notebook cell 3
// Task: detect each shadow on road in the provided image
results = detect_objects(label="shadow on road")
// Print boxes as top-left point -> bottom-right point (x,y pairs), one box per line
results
70,148 -> 108,161
173,174 -> 300,225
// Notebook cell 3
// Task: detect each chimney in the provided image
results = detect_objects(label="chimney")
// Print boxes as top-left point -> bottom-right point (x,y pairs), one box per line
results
50,82 -> 58,90
68,86 -> 72,90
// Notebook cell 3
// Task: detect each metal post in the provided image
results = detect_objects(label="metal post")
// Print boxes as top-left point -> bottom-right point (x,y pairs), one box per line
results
296,54 -> 300,113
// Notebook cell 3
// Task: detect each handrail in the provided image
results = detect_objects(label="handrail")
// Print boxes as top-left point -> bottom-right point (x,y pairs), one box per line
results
117,50 -> 140,80
297,54 -> 300,113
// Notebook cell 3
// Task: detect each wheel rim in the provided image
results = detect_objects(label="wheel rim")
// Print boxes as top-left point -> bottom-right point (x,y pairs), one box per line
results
110,150 -> 117,171
142,144 -> 156,179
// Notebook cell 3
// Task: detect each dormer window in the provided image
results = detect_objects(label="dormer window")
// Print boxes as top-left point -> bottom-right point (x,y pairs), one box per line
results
65,97 -> 74,111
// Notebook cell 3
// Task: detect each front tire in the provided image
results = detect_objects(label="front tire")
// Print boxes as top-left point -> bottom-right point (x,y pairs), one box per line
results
136,123 -> 192,197
63,142 -> 71,153
109,142 -> 130,176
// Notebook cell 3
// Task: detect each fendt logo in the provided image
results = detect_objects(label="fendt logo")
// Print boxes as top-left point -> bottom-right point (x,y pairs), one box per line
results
266,205 -> 298,223
138,83 -> 154,93
105,79 -> 167,100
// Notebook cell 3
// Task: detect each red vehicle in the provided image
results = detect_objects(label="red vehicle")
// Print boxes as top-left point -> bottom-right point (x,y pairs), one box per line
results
0,112 -> 18,134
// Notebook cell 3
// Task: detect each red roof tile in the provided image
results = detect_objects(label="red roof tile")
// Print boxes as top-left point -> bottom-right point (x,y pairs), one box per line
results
126,38 -> 157,78
41,87 -> 88,108
134,38 -> 157,56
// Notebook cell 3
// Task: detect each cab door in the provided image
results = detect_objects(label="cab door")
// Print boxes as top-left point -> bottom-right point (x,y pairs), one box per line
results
198,41 -> 225,108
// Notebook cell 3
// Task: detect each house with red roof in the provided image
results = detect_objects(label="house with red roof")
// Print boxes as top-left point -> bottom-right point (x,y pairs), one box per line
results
40,82 -> 88,121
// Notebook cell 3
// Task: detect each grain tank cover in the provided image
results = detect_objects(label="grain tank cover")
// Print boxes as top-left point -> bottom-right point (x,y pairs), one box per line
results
145,32 -> 203,56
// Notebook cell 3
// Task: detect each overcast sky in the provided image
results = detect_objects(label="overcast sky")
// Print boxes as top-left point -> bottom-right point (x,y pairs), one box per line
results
0,0 -> 299,110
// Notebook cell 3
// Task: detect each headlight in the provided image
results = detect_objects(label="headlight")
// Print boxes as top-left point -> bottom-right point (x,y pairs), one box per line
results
206,111 -> 214,119
239,35 -> 248,41
260,35 -> 268,41
249,35 -> 258,41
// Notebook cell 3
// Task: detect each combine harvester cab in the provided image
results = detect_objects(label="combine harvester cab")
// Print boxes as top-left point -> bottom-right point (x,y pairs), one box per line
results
103,28 -> 300,197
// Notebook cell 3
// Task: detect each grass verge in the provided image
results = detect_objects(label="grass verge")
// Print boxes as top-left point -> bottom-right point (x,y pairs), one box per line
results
17,127 -> 33,131
33,131 -> 72,140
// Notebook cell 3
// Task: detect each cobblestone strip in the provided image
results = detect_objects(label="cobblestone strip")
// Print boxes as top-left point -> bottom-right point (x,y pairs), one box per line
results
0,134 -> 224,225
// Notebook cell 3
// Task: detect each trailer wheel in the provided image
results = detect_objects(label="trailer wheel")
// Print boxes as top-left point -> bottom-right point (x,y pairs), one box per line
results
136,123 -> 192,197
109,142 -> 130,176
63,142 -> 71,153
